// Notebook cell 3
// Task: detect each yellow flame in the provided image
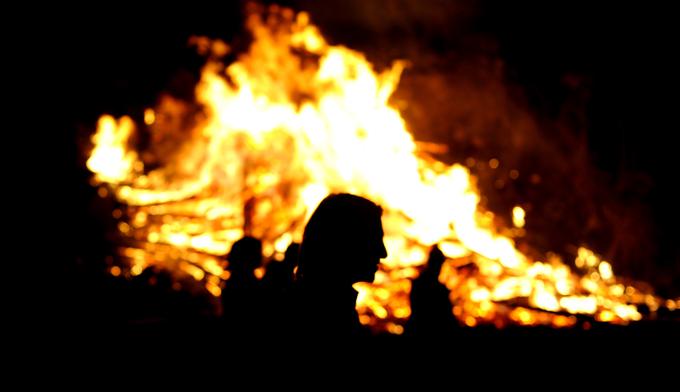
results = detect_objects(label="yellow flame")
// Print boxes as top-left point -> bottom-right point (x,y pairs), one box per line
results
560,296 -> 597,314
144,108 -> 156,125
86,4 -> 661,331
512,206 -> 525,228
87,115 -> 140,183
599,261 -> 613,281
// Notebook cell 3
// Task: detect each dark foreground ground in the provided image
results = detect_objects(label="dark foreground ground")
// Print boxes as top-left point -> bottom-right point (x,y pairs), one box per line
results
42,266 -> 679,352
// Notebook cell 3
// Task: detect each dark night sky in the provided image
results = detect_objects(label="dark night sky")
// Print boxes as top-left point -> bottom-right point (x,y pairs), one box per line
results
47,1 -> 678,297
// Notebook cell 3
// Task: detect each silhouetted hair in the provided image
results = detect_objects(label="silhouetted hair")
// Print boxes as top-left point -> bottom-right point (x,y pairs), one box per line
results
227,236 -> 262,278
296,193 -> 385,285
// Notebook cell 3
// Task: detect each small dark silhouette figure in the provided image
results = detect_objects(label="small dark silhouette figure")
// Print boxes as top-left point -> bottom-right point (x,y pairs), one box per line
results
261,242 -> 300,335
262,242 -> 300,294
293,193 -> 388,337
405,245 -> 458,338
221,236 -> 266,335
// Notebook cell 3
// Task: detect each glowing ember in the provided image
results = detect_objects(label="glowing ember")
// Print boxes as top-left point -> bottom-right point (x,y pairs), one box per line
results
512,206 -> 525,228
86,4 -> 662,332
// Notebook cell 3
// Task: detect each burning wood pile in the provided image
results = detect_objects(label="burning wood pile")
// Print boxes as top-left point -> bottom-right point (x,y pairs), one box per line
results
84,3 -> 678,334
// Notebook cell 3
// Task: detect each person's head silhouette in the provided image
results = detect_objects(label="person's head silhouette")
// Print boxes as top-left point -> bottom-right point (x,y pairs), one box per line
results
293,193 -> 387,336
221,236 -> 266,335
226,236 -> 262,286
424,245 -> 446,276
262,242 -> 299,292
296,193 -> 388,288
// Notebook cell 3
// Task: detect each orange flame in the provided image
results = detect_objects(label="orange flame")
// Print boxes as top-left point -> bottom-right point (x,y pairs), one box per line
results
86,4 -> 662,332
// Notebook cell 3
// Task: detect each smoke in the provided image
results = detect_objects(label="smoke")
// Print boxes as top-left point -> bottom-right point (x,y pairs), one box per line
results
278,0 -> 676,294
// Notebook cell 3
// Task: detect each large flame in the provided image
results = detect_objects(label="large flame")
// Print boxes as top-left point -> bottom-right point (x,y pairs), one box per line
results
86,4 -> 668,332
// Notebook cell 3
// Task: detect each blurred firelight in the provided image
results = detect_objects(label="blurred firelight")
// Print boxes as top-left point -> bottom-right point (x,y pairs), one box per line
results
86,4 -> 664,333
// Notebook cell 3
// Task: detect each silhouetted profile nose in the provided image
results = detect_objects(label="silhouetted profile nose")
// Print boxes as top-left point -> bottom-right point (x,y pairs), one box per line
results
378,241 -> 388,259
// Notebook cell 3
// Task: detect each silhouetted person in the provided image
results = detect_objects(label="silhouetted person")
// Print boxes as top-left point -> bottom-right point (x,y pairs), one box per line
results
293,193 -> 388,338
261,243 -> 300,336
262,242 -> 299,294
221,236 -> 266,335
405,245 -> 458,338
